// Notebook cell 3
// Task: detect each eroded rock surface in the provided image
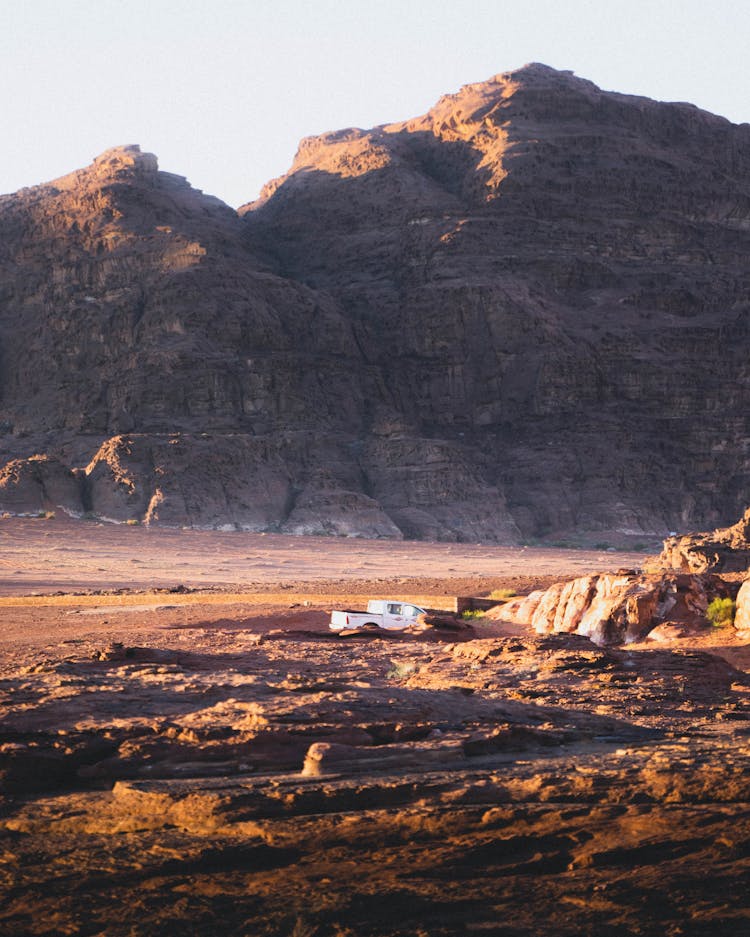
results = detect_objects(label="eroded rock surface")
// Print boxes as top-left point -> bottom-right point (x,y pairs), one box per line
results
495,571 -> 739,643
2,65 -> 750,538
243,63 -> 750,540
659,506 -> 750,573
1,622 -> 749,935
0,455 -> 81,516
0,143 -> 517,540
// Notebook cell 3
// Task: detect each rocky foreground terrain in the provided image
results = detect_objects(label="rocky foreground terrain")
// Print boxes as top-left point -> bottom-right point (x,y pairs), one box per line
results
1,519 -> 749,935
2,63 -> 750,540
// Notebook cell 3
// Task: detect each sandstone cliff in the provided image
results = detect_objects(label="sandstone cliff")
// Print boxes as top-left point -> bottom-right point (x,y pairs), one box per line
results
2,63 -> 750,538
0,145 -> 515,539
243,63 -> 750,540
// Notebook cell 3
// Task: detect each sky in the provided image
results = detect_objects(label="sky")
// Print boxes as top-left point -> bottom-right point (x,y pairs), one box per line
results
1,0 -> 749,208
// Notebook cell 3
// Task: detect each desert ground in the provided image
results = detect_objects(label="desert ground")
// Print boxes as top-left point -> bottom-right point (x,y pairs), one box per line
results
1,517 -> 749,936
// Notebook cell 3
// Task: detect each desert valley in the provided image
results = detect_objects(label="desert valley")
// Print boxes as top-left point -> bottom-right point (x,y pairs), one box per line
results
1,62 -> 750,935
1,516 -> 750,935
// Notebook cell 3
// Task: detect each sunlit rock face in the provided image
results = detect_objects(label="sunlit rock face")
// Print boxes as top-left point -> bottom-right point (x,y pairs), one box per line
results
243,63 -> 750,539
3,63 -> 750,537
735,578 -> 750,632
658,508 -> 750,573
496,569 -> 737,644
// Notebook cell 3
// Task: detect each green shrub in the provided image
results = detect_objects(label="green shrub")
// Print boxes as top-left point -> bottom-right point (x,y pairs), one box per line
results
488,588 -> 517,601
125,518 -> 140,526
461,609 -> 485,620
706,597 -> 736,628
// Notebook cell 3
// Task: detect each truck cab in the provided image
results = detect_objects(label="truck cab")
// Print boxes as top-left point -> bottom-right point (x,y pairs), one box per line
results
329,599 -> 427,632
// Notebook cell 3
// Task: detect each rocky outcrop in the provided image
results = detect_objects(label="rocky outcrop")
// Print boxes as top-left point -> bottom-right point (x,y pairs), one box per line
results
658,507 -> 750,573
496,571 -> 737,644
0,455 -> 81,516
3,64 -> 750,537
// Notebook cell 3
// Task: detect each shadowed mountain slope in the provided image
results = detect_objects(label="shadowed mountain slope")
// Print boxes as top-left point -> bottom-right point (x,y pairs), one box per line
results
2,64 -> 750,540
242,63 -> 750,540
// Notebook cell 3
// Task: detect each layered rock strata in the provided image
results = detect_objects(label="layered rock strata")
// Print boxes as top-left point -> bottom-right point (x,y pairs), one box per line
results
2,62 -> 750,538
242,63 -> 750,539
0,145 -> 515,539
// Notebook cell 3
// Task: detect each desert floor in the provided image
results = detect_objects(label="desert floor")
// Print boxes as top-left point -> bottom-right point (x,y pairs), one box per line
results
1,517 -> 749,936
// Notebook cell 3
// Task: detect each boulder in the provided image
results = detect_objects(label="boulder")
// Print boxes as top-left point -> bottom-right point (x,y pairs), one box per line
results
658,508 -> 750,573
301,740 -> 465,777
493,590 -> 546,625
498,572 -> 736,645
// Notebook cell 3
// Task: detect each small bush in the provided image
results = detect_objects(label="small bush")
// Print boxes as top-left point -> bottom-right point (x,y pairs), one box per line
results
37,510 -> 55,520
706,597 -> 736,628
488,588 -> 517,601
461,609 -> 485,620
125,518 -> 140,526
386,660 -> 416,681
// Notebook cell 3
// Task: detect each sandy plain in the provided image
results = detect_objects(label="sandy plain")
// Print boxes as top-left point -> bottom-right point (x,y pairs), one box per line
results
1,517 -> 749,936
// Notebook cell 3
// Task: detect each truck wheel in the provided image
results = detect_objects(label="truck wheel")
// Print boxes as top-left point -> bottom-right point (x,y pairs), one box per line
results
361,622 -> 380,631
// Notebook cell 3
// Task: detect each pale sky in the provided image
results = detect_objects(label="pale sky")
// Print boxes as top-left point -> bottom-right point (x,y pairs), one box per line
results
1,0 -> 748,207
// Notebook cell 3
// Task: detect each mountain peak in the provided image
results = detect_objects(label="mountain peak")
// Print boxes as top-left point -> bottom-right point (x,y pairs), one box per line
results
91,145 -> 159,176
3,67 -> 750,543
34,144 -> 161,197
509,61 -> 573,75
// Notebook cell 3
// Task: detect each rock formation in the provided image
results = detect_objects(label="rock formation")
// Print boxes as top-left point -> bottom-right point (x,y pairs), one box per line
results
658,506 -> 750,573
242,64 -> 750,540
2,63 -> 750,538
735,577 -> 750,632
495,570 -> 738,644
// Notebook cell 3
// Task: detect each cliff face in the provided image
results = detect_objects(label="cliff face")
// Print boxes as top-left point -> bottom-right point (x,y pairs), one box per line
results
243,63 -> 750,539
2,64 -> 750,539
0,145 -> 360,438
0,145 -> 516,539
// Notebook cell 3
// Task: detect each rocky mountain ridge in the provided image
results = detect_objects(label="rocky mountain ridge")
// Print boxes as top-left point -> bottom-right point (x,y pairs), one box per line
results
2,64 -> 750,540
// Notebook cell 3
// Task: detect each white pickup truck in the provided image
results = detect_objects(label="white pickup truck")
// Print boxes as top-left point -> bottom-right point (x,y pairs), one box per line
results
329,599 -> 427,632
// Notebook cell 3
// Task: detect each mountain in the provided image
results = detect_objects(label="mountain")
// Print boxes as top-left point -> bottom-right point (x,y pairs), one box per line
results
2,64 -> 750,541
